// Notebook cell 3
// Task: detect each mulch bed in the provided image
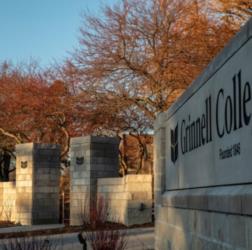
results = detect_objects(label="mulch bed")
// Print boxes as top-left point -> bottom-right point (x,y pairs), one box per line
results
0,221 -> 16,228
0,222 -> 154,239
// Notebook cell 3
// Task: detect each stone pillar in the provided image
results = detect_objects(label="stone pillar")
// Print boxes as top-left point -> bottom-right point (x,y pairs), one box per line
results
16,143 -> 61,225
70,136 -> 119,226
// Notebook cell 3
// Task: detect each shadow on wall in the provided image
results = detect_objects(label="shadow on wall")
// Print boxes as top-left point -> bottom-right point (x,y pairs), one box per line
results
15,192 -> 32,225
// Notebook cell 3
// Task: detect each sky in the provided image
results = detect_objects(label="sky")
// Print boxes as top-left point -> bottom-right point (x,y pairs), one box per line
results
0,0 -> 117,67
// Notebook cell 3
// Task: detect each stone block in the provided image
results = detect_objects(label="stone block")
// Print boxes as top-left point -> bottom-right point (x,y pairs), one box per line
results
246,216 -> 252,249
90,170 -> 117,178
241,185 -> 252,215
154,189 -> 162,205
91,157 -> 115,165
131,191 -> 148,200
162,190 -> 188,208
155,206 -> 168,223
72,185 -> 89,193
16,180 -> 33,188
128,200 -> 152,209
16,143 -> 34,155
248,17 -> 252,38
154,159 -> 166,191
125,174 -> 151,183
98,177 -> 124,186
126,183 -> 151,192
73,179 -> 89,185
227,214 -> 246,248
208,186 -> 242,214
210,212 -> 229,243
127,207 -> 152,226
70,192 -> 89,200
101,185 -> 125,193
101,192 -> 130,200
187,189 -> 209,211
194,210 -> 212,238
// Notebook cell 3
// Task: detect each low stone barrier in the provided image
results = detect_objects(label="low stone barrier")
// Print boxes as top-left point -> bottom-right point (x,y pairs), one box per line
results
97,174 -> 152,226
0,182 -> 16,221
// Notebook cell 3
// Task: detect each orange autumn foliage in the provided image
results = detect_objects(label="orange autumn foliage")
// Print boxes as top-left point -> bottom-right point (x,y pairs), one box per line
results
0,63 -> 91,158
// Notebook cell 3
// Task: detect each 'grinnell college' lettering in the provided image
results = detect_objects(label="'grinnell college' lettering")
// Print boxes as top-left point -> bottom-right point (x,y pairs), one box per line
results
216,70 -> 251,137
179,70 -> 251,156
181,96 -> 212,154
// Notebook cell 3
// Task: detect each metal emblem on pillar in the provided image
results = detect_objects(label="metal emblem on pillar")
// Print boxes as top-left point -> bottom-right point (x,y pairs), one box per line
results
76,156 -> 84,165
21,161 -> 28,169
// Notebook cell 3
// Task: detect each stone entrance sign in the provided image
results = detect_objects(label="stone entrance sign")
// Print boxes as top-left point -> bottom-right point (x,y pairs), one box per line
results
166,36 -> 252,190
155,18 -> 252,249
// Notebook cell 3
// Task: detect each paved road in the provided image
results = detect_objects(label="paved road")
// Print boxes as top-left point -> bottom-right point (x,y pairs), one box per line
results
0,224 -> 64,234
0,227 -> 154,250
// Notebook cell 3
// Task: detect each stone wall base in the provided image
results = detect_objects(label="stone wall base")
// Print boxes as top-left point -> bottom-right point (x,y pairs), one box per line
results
155,186 -> 252,250
156,206 -> 252,250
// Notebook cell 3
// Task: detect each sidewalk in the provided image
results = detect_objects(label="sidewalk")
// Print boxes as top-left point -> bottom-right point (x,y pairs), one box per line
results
0,226 -> 154,250
0,224 -> 64,234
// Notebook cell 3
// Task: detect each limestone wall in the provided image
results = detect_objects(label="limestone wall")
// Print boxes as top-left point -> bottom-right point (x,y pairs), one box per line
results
0,182 -> 16,221
97,174 -> 152,226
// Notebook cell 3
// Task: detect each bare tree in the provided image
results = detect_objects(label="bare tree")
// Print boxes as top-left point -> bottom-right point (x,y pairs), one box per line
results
213,0 -> 252,23
61,0 -> 243,175
66,0 -> 238,123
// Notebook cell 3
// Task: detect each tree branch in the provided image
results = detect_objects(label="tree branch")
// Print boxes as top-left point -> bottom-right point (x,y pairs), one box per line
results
0,128 -> 22,144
